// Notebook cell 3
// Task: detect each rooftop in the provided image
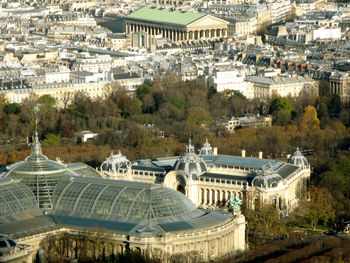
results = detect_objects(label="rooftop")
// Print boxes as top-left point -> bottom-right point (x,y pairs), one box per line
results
126,7 -> 205,26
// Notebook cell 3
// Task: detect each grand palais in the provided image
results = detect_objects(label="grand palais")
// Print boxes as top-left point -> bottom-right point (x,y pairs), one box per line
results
0,128 -> 310,262
0,133 -> 246,263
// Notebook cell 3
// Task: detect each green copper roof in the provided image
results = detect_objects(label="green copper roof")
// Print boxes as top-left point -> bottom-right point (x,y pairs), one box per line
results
126,7 -> 205,26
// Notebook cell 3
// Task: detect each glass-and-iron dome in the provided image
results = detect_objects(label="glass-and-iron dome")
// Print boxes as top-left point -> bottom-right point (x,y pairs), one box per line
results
52,176 -> 205,227
287,147 -> 308,168
0,178 -> 39,223
100,150 -> 131,172
173,139 -> 208,178
4,130 -> 101,209
0,129 -> 234,245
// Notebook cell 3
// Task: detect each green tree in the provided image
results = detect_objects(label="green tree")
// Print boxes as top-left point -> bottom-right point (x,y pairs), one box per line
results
274,109 -> 292,125
39,95 -> 56,110
269,97 -> 294,114
136,84 -> 151,100
44,133 -> 61,145
4,103 -> 21,115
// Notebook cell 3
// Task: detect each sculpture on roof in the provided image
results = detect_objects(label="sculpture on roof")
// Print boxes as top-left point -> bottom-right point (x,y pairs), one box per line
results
229,195 -> 242,214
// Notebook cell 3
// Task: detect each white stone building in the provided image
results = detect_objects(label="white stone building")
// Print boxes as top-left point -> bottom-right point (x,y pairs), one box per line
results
100,140 -> 311,216
245,74 -> 318,100
71,54 -> 113,73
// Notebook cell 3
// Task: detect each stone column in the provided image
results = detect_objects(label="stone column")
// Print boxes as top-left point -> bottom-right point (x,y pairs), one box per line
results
204,189 -> 208,204
209,189 -> 213,205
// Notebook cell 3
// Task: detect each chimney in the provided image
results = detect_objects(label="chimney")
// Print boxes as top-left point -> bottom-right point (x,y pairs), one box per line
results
241,150 -> 246,158
258,151 -> 263,159
213,147 -> 218,155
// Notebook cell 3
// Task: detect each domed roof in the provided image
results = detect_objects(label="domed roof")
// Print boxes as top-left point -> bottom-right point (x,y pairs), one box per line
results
199,138 -> 213,155
101,150 -> 131,172
287,147 -> 308,168
0,178 -> 38,223
252,164 -> 284,188
52,176 -> 205,225
4,131 -> 100,209
173,139 -> 207,177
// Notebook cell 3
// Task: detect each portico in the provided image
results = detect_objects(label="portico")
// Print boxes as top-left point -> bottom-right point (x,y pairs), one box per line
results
125,7 -> 229,42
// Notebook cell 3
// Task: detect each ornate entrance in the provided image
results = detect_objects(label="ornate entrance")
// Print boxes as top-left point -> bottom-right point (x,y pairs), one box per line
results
163,171 -> 186,195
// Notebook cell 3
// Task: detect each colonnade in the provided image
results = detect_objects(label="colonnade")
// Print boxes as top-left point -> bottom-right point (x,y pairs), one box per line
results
199,188 -> 242,206
125,22 -> 228,42
330,80 -> 343,96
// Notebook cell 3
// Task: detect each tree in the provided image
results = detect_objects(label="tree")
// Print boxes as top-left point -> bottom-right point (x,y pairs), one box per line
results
300,186 -> 335,230
114,90 -> 141,118
243,203 -> 285,243
269,97 -> 294,114
269,97 -> 294,125
318,103 -> 329,125
300,106 -> 320,132
185,106 -> 211,127
274,109 -> 292,126
44,133 -> 61,145
136,84 -> 151,100
4,103 -> 21,115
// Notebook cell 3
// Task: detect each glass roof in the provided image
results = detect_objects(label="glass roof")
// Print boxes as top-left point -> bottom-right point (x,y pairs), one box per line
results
4,132 -> 101,209
214,155 -> 272,168
0,178 -> 37,219
67,163 -> 102,178
52,176 -> 204,225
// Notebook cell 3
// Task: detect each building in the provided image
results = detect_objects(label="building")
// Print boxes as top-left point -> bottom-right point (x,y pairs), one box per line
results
209,69 -> 247,93
125,7 -> 230,42
266,0 -> 292,24
329,71 -> 350,104
0,235 -> 32,263
0,132 -> 246,262
224,114 -> 272,132
245,74 -> 318,100
1,81 -> 111,105
71,54 -> 113,74
101,140 -> 311,216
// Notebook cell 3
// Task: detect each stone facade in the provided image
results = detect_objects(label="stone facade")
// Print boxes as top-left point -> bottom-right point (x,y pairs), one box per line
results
101,141 -> 311,217
125,7 -> 229,42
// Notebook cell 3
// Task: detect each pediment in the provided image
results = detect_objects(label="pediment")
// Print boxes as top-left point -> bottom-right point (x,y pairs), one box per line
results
187,15 -> 229,28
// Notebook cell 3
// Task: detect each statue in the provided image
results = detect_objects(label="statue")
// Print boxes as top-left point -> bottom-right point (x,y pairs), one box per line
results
229,195 -> 242,214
